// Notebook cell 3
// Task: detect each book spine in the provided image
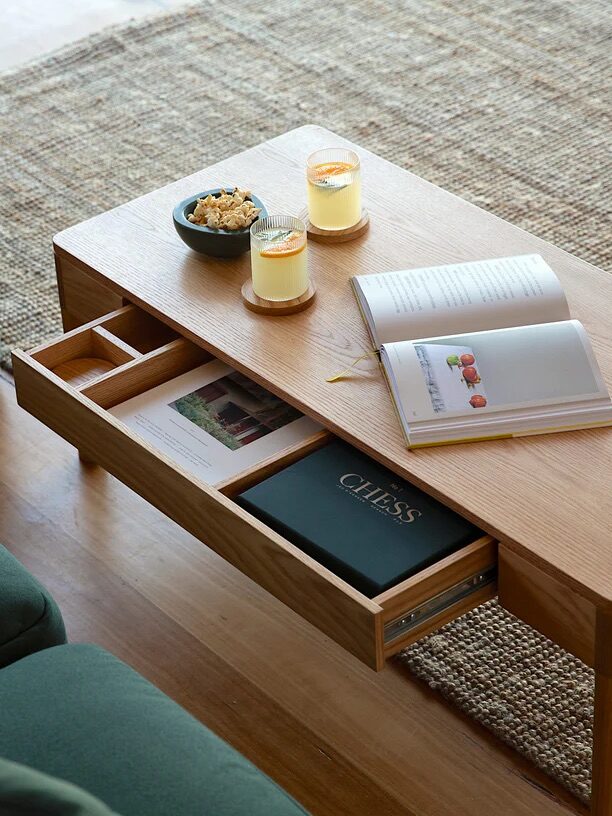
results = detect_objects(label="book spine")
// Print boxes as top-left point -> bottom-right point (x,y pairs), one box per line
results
409,434 -> 512,448
350,277 -> 379,351
409,419 -> 612,447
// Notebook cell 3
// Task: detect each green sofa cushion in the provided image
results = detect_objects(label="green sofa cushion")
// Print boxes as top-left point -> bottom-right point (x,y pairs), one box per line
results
0,644 -> 309,816
0,545 -> 66,668
0,757 -> 120,815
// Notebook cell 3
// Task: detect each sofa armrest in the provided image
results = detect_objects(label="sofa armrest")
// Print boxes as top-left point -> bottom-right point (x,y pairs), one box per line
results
0,544 -> 66,668
0,645 -> 310,816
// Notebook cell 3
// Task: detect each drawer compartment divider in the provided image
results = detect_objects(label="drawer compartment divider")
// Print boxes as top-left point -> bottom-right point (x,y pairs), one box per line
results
80,338 -> 211,408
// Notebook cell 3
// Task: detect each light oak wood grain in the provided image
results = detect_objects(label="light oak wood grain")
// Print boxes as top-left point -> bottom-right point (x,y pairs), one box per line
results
17,125 -> 611,812
101,303 -> 180,352
499,545 -> 596,667
300,208 -> 370,243
5,17 -> 593,816
382,584 -> 496,660
80,338 -> 211,406
375,536 -> 497,615
52,125 -> 612,609
52,357 -> 116,387
375,535 -> 496,655
30,304 -> 174,388
56,256 -> 124,331
91,326 -> 141,363
34,321 -> 138,387
217,430 -> 332,496
32,327 -> 96,370
376,536 -> 497,654
30,304 -> 137,362
593,671 -> 612,816
241,279 -> 316,316
0,377 -> 585,816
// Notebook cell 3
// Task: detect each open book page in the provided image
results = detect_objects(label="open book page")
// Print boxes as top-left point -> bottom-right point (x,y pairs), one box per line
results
353,254 -> 570,348
381,320 -> 610,432
109,359 -> 322,486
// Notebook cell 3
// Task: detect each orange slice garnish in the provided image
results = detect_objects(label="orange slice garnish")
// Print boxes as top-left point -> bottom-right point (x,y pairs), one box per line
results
311,161 -> 355,181
260,240 -> 305,258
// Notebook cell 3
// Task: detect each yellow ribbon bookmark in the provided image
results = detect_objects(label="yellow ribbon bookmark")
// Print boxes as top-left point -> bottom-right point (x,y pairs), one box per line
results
326,351 -> 379,383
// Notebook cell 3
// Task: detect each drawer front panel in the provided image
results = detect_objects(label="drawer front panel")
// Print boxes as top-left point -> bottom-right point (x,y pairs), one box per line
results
375,536 -> 498,657
383,565 -> 497,644
12,350 -> 384,670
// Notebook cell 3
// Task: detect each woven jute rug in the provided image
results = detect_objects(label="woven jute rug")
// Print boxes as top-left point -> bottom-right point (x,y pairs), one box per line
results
2,0 -> 610,803
398,600 -> 594,803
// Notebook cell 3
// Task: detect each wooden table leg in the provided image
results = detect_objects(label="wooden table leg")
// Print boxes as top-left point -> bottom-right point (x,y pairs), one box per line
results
592,609 -> 612,815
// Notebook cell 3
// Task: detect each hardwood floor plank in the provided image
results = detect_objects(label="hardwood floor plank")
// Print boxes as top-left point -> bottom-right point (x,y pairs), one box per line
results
0,379 -> 584,815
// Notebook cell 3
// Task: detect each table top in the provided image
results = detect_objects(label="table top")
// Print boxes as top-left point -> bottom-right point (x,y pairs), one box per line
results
54,125 -> 612,608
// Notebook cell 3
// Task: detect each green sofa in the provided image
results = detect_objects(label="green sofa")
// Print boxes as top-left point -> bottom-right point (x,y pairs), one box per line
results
0,545 -> 66,670
0,545 -> 309,816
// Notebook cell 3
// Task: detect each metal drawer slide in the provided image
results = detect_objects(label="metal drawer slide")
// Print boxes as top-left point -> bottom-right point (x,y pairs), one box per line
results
384,566 -> 497,644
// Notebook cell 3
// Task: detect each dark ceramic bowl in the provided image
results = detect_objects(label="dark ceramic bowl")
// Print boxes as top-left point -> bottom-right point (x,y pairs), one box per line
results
172,188 -> 267,258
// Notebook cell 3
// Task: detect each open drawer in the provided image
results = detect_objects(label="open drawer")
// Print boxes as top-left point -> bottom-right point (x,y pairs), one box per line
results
12,304 -> 498,670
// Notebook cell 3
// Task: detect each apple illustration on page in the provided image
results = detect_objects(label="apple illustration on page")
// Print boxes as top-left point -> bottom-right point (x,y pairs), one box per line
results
462,366 -> 481,386
414,344 -> 489,414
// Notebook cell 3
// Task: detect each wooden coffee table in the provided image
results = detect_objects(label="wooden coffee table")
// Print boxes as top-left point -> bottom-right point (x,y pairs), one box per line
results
12,126 -> 612,813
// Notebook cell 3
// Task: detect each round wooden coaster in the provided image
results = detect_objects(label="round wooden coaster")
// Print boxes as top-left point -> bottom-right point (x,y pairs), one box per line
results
299,209 -> 370,244
241,280 -> 316,316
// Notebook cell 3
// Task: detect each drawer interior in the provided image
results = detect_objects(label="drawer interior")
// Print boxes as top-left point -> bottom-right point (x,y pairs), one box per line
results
101,307 -> 179,353
30,305 -> 181,389
221,445 -> 497,657
14,304 -> 498,669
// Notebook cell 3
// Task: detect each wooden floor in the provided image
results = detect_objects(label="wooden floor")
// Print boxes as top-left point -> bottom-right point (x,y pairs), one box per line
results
0,374 -> 585,814
0,3 -> 587,813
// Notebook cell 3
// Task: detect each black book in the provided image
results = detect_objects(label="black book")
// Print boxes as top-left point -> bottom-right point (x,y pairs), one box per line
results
236,440 -> 481,597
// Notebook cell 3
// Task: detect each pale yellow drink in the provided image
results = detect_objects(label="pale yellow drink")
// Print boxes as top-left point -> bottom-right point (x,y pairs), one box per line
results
306,149 -> 361,230
250,217 -> 309,301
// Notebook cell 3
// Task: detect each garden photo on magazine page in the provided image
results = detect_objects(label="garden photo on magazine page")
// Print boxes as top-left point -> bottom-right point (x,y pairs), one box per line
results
109,360 -> 321,485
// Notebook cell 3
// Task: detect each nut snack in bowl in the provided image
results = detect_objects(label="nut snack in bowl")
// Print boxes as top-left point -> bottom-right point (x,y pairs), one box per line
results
188,188 -> 261,230
173,187 -> 267,258
250,216 -> 309,302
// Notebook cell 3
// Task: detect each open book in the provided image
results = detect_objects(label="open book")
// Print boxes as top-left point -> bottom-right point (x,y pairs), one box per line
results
352,255 -> 612,447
